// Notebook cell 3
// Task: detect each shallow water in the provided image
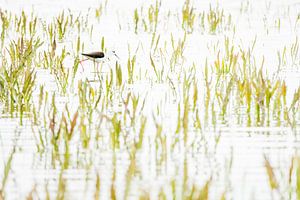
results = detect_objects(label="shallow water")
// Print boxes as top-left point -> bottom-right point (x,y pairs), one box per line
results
0,0 -> 300,199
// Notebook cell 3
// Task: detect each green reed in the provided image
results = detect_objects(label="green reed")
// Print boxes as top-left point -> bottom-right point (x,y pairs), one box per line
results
51,47 -> 70,95
0,36 -> 42,123
56,171 -> 66,200
94,173 -> 101,200
127,55 -> 136,84
264,155 -> 279,191
133,1 -> 160,33
170,33 -> 186,70
0,147 -> 15,199
182,0 -> 195,33
0,10 -> 11,47
111,114 -> 121,149
207,5 -> 224,33
56,11 -> 69,41
147,0 -> 160,32
134,8 -> 139,34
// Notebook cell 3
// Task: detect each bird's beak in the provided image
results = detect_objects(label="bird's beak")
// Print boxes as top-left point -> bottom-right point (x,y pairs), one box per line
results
115,53 -> 120,60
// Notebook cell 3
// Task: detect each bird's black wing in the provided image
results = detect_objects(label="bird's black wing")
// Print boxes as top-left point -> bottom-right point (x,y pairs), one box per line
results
81,52 -> 105,59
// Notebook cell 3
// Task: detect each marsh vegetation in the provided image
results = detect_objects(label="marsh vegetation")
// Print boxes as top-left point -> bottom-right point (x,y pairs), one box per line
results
0,0 -> 300,199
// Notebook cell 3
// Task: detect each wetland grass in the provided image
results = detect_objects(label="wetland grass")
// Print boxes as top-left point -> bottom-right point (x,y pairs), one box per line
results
0,10 -> 10,47
182,0 -> 195,33
0,36 -> 42,123
127,55 -> 136,84
0,2 -> 299,199
0,147 -> 15,199
133,1 -> 161,34
56,11 -> 69,41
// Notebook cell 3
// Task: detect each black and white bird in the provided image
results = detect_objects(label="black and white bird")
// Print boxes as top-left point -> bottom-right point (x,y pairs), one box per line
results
80,50 -> 119,64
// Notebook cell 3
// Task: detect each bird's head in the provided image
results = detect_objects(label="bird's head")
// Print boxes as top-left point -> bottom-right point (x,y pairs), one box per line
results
107,50 -> 120,60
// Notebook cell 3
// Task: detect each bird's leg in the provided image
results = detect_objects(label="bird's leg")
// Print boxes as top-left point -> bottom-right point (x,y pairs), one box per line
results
93,60 -> 97,79
79,58 -> 88,71
79,58 -> 88,63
